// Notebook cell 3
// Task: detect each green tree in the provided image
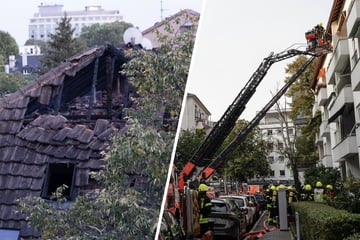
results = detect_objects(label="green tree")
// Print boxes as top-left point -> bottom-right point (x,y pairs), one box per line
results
303,164 -> 342,191
175,129 -> 206,169
18,18 -> 197,239
24,39 -> 48,52
78,21 -> 133,47
223,120 -> 271,182
285,55 -> 316,119
0,30 -> 18,69
281,55 -> 319,191
0,72 -> 32,97
40,14 -> 85,73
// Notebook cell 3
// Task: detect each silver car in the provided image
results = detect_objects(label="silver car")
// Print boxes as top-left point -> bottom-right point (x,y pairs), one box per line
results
219,195 -> 256,231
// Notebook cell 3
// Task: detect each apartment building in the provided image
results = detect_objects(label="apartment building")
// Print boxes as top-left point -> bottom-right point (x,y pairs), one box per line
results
311,0 -> 360,179
142,9 -> 199,49
180,93 -> 213,134
28,4 -> 123,41
258,109 -> 299,184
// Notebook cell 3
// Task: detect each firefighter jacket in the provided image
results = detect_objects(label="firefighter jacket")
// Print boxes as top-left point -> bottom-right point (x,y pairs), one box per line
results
198,192 -> 212,224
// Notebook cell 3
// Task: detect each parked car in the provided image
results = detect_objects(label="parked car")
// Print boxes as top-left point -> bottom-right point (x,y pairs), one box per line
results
158,210 -> 185,240
219,195 -> 256,231
209,198 -> 241,240
254,193 -> 266,212
241,194 -> 260,220
220,197 -> 247,234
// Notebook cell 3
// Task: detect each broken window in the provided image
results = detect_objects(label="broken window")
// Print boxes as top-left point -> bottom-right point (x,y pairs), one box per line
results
42,163 -> 76,200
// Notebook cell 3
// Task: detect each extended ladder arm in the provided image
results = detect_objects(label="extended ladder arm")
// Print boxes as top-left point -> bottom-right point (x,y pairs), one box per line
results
199,56 -> 316,179
178,49 -> 314,189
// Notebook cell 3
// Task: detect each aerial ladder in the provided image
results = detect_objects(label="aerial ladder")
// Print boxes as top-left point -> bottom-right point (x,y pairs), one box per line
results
178,23 -> 332,189
178,49 -> 315,190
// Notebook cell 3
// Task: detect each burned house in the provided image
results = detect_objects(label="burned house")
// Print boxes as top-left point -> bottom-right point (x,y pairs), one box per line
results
0,44 -> 133,238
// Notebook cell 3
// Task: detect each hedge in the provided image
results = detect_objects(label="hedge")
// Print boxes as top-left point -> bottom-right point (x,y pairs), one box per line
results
292,202 -> 360,240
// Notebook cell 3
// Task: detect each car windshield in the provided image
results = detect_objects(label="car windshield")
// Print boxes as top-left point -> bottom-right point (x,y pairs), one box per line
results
232,198 -> 245,207
211,201 -> 227,213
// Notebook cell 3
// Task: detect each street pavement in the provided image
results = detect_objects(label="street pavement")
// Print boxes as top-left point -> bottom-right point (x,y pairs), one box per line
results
243,211 -> 293,240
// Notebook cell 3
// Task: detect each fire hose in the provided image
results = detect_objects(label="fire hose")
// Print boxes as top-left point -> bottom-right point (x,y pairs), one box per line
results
240,212 -> 277,240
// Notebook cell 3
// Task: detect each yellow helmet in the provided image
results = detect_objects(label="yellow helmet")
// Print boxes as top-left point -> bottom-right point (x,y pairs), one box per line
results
270,185 -> 276,191
198,183 -> 208,192
326,184 -> 333,190
305,184 -> 312,191
316,181 -> 323,187
287,186 -> 293,191
278,184 -> 286,189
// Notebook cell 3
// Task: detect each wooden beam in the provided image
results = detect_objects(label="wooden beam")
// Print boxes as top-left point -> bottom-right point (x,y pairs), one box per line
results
87,57 -> 99,121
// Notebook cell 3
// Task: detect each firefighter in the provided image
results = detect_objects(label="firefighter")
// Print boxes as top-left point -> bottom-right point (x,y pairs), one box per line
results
264,186 -> 272,223
269,185 -> 278,225
287,186 -> 297,215
314,181 -> 324,203
198,183 -> 212,237
325,184 -> 334,202
301,184 -> 314,201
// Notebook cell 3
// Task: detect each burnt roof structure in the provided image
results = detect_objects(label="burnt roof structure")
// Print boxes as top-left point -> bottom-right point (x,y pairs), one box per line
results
0,44 -> 131,238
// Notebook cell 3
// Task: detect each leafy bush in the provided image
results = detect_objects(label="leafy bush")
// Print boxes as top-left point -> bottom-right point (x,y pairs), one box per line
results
293,201 -> 360,240
343,233 -> 360,240
332,174 -> 360,214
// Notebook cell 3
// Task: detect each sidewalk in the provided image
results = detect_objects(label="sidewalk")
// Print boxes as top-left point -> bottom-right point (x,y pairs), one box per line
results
243,211 -> 293,240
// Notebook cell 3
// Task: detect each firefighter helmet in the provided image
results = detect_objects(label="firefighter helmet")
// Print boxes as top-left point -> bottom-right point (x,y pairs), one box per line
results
326,184 -> 333,190
316,181 -> 323,188
198,183 -> 208,192
305,184 -> 312,191
270,185 -> 276,191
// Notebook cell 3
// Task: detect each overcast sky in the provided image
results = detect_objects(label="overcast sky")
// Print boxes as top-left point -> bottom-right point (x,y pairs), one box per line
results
0,0 -> 203,45
186,0 -> 334,121
1,0 -> 334,122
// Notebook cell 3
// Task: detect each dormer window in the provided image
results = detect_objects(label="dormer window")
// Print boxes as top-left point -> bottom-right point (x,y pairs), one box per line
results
42,163 -> 76,200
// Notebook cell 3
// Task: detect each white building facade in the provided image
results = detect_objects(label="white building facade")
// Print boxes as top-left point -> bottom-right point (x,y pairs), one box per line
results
180,93 -> 213,134
28,4 -> 123,41
258,109 -> 298,184
312,0 -> 360,179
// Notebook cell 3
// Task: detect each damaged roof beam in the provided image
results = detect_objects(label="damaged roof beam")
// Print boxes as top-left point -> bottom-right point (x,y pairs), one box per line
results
106,55 -> 115,119
87,57 -> 99,121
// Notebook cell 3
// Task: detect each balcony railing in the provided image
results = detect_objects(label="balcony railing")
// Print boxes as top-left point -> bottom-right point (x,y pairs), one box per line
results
347,0 -> 360,38
333,135 -> 357,161
326,39 -> 350,85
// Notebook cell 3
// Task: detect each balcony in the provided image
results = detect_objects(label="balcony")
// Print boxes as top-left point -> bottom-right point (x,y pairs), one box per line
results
352,60 -> 360,91
326,39 -> 350,85
333,135 -> 357,161
328,85 -> 353,121
347,0 -> 360,38
317,87 -> 328,106
319,120 -> 330,138
321,155 -> 333,168
315,132 -> 323,145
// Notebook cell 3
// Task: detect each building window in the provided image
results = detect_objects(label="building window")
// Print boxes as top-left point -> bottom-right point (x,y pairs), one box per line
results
288,128 -> 294,135
270,170 -> 275,177
279,155 -> 285,162
42,163 -> 76,200
268,156 -> 274,164
267,142 -> 274,151
278,142 -> 284,150
279,170 -> 285,176
267,129 -> 273,136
